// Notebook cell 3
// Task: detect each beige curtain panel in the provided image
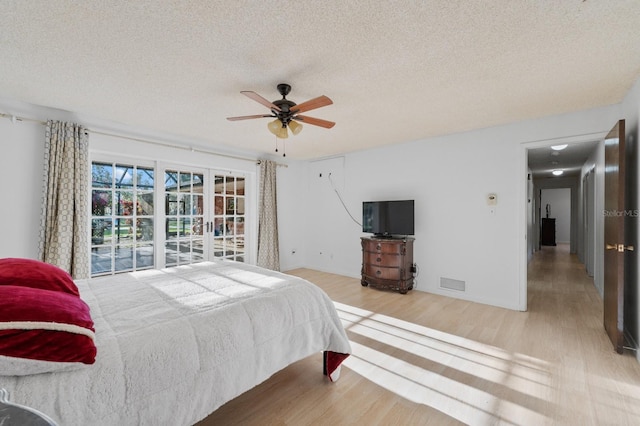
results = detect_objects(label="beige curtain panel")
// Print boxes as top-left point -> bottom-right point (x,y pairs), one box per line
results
38,120 -> 90,279
257,160 -> 280,271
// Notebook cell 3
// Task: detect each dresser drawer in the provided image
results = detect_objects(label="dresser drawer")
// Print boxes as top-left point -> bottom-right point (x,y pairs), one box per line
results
363,251 -> 402,268
362,240 -> 405,255
363,264 -> 402,280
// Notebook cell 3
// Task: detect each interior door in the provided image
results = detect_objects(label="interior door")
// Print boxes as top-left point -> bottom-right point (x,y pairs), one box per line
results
603,119 -> 630,354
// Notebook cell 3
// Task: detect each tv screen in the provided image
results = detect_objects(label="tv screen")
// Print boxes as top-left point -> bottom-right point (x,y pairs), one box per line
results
362,200 -> 414,237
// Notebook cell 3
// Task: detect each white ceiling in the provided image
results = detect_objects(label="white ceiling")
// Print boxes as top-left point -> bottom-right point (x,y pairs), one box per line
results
1,1 -> 639,163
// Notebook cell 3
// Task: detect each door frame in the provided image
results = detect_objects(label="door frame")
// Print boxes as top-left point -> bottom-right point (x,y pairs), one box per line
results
518,132 -> 609,311
582,168 -> 596,276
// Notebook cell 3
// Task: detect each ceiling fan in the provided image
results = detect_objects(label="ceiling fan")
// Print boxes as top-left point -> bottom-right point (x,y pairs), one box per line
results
226,83 -> 335,139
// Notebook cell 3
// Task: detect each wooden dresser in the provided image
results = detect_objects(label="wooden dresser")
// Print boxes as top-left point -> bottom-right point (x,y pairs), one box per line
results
361,236 -> 415,294
540,218 -> 556,246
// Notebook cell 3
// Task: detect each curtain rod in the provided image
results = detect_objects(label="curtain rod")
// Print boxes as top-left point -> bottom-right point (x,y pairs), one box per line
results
256,160 -> 288,167
0,112 -> 46,126
1,111 -> 286,167
88,128 -> 287,167
86,128 -> 259,163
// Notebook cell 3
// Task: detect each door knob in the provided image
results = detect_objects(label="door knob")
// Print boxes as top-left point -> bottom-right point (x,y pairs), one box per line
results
606,243 -> 634,252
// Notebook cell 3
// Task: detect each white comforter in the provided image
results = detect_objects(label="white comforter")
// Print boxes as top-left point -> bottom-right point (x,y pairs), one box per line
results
2,261 -> 351,425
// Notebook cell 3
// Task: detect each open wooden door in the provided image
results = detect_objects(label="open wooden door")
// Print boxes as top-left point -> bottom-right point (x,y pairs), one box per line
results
603,119 -> 632,354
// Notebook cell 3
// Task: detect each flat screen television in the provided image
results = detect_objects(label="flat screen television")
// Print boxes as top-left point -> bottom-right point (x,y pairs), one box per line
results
362,200 -> 414,237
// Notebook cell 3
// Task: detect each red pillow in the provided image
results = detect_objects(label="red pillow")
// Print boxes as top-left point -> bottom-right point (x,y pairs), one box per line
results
0,258 -> 79,296
0,285 -> 96,375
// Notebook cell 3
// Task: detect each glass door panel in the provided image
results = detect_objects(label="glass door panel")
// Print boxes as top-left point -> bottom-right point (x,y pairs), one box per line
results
164,170 -> 205,267
210,174 -> 246,262
90,162 -> 155,276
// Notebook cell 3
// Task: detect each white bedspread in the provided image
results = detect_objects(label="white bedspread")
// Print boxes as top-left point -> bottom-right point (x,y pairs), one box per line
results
1,261 -> 351,425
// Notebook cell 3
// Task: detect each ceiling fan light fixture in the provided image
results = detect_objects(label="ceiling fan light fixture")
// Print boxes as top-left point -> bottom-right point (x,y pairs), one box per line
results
288,119 -> 302,135
276,125 -> 288,139
552,170 -> 563,176
267,119 -> 282,135
551,144 -> 568,151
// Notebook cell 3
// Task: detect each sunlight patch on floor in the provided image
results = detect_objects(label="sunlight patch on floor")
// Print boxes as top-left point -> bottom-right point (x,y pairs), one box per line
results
334,301 -> 553,424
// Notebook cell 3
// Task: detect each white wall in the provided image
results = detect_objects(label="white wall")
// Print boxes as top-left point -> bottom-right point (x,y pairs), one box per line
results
276,161 -> 309,270
533,175 -> 581,255
0,118 -> 44,259
527,168 -> 534,261
280,103 -> 621,311
541,188 -> 571,243
579,145 -> 603,288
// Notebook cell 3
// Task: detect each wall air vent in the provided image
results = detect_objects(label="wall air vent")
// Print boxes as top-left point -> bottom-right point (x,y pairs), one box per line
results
440,277 -> 466,292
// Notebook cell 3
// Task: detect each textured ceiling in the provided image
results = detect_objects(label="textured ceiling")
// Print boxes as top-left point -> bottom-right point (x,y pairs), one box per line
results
0,1 -> 639,161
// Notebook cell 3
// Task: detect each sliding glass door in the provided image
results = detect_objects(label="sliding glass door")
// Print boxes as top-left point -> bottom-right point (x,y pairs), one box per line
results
91,158 -> 252,276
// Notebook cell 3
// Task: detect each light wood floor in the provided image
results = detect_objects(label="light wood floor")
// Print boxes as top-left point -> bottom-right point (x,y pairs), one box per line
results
199,245 -> 640,425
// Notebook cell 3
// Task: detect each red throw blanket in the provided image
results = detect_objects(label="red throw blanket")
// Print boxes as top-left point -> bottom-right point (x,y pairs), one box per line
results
324,351 -> 350,382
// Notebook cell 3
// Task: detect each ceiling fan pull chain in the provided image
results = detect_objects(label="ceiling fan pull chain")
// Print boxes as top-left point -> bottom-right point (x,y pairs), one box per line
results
274,136 -> 279,153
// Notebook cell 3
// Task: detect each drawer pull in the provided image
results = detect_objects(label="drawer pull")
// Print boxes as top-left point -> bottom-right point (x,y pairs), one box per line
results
376,257 -> 381,262
376,244 -> 381,251
376,270 -> 381,276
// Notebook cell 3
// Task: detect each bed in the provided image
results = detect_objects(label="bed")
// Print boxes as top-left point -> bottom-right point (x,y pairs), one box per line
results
0,259 -> 351,425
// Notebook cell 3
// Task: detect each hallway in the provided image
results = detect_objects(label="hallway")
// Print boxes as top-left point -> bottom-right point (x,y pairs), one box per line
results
526,244 -> 640,424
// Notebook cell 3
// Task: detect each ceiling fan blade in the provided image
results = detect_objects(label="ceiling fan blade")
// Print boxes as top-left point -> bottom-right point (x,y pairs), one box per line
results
294,115 -> 335,129
241,91 -> 281,111
226,114 -> 273,121
290,95 -> 333,114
